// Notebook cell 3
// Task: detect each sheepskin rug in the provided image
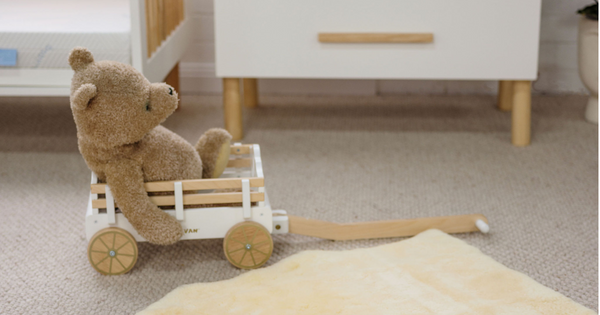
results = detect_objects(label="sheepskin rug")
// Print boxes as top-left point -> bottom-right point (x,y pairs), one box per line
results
139,230 -> 594,315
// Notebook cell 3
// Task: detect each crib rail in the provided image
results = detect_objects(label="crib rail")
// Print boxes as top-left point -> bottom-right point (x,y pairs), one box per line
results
145,0 -> 185,58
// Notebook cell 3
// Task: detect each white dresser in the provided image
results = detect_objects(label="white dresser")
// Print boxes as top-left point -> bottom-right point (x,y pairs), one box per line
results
214,0 -> 542,146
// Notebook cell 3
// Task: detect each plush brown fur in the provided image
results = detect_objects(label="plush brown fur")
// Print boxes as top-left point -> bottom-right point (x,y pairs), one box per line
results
69,47 -> 232,245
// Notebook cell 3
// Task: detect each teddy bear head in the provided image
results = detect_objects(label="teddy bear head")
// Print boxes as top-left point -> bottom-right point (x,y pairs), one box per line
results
69,47 -> 178,148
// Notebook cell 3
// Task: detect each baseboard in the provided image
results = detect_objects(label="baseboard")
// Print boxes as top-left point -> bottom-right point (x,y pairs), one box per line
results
179,62 -> 216,79
178,62 -> 586,96
179,62 -> 377,95
179,62 -> 221,94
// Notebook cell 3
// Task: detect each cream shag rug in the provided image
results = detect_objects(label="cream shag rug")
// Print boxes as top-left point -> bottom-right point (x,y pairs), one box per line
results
138,230 -> 594,315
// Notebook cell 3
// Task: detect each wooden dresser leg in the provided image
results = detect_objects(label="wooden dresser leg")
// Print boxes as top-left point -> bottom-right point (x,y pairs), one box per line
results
497,80 -> 513,112
165,62 -> 181,109
243,78 -> 259,108
511,81 -> 532,147
223,78 -> 243,140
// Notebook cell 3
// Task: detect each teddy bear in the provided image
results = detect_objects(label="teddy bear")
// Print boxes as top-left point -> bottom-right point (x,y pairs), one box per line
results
69,47 -> 232,245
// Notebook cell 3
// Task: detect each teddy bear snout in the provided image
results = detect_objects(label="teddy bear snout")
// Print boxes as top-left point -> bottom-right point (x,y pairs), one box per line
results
149,83 -> 178,114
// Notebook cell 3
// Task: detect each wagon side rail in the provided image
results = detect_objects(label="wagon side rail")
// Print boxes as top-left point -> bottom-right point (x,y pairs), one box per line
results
90,177 -> 265,209
89,144 -> 266,222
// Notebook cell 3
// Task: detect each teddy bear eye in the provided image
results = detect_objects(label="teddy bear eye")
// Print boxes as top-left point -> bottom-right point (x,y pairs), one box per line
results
145,101 -> 151,112
168,87 -> 173,95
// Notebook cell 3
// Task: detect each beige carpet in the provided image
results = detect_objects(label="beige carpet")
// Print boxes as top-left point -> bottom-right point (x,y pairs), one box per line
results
0,94 -> 596,314
139,229 -> 594,315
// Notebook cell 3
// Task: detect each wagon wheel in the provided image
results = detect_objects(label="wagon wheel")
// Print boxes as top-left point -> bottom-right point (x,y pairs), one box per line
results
87,227 -> 138,275
223,221 -> 273,269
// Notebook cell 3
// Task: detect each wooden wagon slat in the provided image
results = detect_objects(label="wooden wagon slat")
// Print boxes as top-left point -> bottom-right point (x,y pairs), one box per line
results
91,177 -> 264,194
92,192 -> 265,208
227,159 -> 252,168
230,145 -> 252,155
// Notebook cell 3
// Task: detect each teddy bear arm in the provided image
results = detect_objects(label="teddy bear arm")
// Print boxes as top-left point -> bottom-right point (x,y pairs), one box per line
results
104,159 -> 183,245
139,126 -> 204,182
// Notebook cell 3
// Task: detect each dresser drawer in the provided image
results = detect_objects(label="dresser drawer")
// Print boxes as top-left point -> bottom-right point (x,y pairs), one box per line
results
214,0 -> 541,80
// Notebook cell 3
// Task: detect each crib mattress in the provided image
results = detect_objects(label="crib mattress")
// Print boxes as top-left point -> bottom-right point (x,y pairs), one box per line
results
0,0 -> 131,69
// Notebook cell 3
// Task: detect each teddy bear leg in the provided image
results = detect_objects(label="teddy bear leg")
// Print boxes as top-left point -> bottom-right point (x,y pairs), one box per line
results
195,128 -> 232,178
106,161 -> 184,245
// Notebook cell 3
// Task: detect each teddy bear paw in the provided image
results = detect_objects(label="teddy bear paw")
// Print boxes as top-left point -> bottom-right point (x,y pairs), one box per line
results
137,214 -> 184,246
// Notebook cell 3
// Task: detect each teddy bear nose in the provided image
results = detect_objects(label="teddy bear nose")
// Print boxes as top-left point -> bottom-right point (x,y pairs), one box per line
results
168,87 -> 173,95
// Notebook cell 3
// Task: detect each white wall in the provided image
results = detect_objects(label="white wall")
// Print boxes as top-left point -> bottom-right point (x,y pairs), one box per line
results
179,0 -> 591,95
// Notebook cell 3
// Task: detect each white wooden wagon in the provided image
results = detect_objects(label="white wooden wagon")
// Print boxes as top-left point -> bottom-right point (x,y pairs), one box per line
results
86,144 -> 490,275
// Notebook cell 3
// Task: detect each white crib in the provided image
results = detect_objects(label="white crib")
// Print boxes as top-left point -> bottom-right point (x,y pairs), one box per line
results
0,0 -> 192,96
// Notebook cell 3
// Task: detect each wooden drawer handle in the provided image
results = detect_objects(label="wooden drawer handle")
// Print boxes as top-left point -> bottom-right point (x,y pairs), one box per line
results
318,33 -> 434,43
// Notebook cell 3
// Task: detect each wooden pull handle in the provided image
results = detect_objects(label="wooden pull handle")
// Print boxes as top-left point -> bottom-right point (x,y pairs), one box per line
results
288,214 -> 487,240
318,32 -> 434,43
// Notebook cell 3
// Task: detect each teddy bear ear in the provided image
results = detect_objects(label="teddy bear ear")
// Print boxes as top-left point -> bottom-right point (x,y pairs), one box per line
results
71,83 -> 97,111
68,47 -> 94,71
